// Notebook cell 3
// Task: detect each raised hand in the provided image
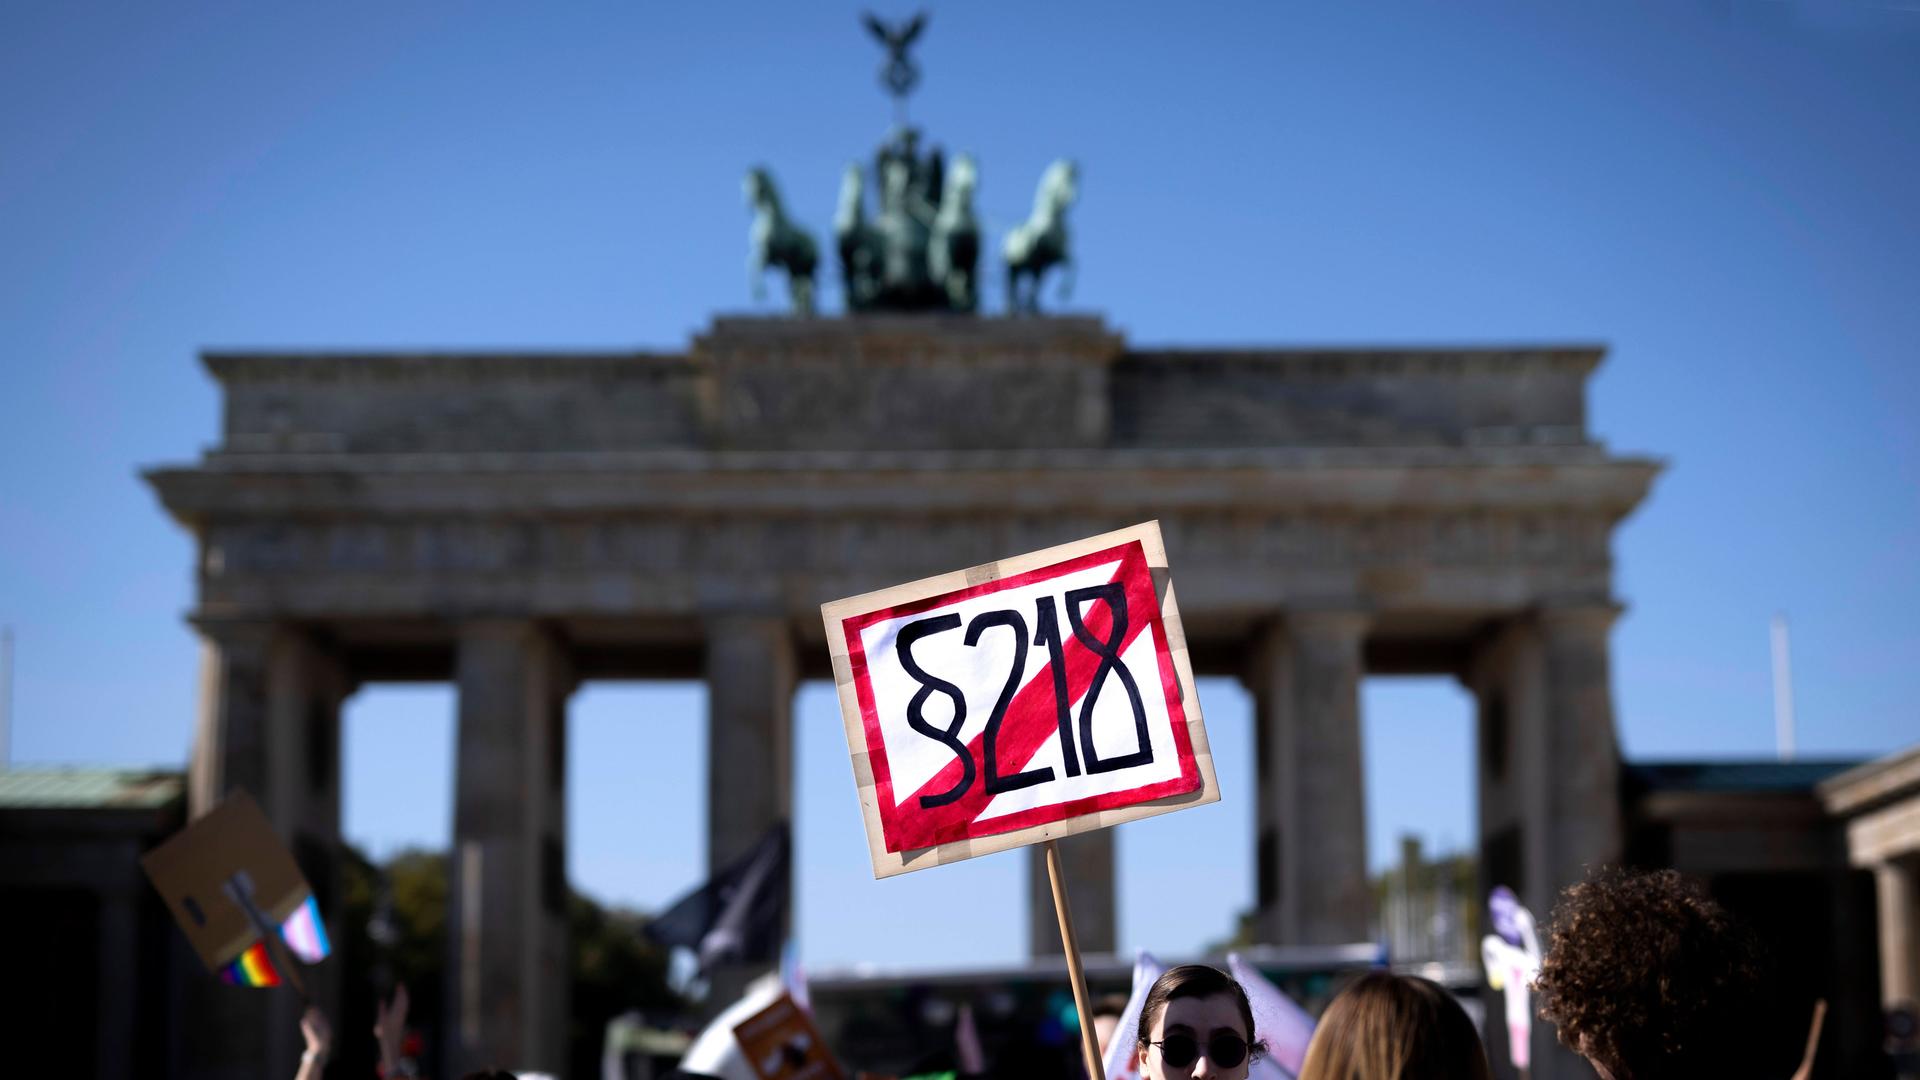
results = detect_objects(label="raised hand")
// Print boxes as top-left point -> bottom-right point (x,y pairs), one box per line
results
296,1007 -> 331,1080
300,1007 -> 331,1056
374,983 -> 410,1076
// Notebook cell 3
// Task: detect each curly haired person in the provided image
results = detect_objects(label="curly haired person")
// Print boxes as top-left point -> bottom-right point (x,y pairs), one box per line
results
1534,866 -> 1795,1080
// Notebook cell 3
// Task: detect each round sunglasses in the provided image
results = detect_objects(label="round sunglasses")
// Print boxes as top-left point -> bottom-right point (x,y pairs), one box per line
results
1149,1032 -> 1252,1070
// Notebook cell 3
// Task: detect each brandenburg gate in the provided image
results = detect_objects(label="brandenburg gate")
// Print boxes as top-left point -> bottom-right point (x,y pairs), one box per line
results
147,314 -> 1656,1077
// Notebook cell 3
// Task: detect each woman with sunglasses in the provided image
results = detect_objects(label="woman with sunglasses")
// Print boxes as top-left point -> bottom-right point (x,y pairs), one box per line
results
1296,971 -> 1492,1080
1134,964 -> 1265,1078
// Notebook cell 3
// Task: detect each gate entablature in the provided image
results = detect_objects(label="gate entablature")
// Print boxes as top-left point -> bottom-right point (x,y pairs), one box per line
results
151,316 -> 1654,629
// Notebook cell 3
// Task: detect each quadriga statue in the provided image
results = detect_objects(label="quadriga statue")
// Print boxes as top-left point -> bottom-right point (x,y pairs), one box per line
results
743,166 -> 818,316
929,152 -> 980,313
1003,158 -> 1078,314
834,162 -> 880,311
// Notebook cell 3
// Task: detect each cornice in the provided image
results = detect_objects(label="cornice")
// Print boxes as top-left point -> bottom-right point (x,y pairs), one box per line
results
167,443 -> 1652,473
201,351 -> 697,382
1819,744 -> 1920,817
143,450 -> 1662,520
1119,346 -> 1605,378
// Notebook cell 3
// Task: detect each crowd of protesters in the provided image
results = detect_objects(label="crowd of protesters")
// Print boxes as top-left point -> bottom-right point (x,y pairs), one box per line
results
288,864 -> 1819,1080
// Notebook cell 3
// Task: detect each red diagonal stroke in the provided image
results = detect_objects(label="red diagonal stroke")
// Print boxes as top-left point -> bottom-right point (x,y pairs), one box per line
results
889,543 -> 1161,851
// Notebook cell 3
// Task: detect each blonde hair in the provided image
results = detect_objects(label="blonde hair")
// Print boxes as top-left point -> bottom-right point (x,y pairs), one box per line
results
1297,972 -> 1492,1080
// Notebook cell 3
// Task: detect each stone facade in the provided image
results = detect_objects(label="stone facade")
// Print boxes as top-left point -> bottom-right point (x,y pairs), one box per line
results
146,315 -> 1658,1079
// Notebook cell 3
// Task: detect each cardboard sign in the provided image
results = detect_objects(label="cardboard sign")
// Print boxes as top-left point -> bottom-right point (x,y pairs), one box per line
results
733,993 -> 846,1080
140,790 -> 331,985
823,521 -> 1218,877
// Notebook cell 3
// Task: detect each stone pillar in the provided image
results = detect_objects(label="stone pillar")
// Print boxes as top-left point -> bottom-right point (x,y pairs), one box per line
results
182,619 -> 349,1080
1876,857 -> 1919,1009
1538,604 -> 1624,897
447,621 -> 573,1076
97,881 -> 139,1080
1028,830 -> 1117,957
1467,621 -> 1540,1080
1472,608 -> 1622,918
705,615 -> 795,1002
1250,610 -> 1370,945
188,620 -> 275,820
1474,607 -> 1623,1080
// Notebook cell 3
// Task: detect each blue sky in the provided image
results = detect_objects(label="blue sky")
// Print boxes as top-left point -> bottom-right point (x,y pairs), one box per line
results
3,2 -> 1917,969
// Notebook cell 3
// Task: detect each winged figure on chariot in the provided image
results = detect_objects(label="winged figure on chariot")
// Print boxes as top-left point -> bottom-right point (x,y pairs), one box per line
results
745,12 -> 1078,316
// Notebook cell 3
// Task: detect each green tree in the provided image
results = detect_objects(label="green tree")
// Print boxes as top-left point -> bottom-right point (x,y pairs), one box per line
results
569,891 -> 684,1080
335,845 -> 683,1079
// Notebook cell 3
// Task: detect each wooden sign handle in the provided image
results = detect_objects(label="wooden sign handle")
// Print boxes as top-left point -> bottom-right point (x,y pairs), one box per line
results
264,920 -> 310,1001
1789,999 -> 1827,1080
1045,839 -> 1107,1080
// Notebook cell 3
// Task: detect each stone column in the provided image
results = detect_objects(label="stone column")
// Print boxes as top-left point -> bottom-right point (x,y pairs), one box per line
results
1475,607 -> 1623,1080
705,615 -> 795,1002
1028,830 -> 1117,957
267,630 -> 350,1053
182,619 -> 348,1080
97,880 -> 139,1080
1480,621 -> 1552,919
1467,622 -> 1539,1080
188,619 -> 275,819
447,621 -> 573,1076
1537,604 -> 1624,899
1250,610 -> 1370,945
1876,857 -> 1919,1009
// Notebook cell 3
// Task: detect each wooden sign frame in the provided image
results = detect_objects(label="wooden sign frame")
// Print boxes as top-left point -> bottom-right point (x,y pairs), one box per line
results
822,520 -> 1219,879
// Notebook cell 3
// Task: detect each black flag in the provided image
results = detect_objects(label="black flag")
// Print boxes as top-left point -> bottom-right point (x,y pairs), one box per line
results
645,821 -> 789,973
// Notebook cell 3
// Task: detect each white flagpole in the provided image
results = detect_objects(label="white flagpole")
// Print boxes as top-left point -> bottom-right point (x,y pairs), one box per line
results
1771,613 -> 1796,762
1,625 -> 13,770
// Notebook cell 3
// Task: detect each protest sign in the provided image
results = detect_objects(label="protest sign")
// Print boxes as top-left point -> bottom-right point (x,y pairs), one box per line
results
821,520 -> 1217,877
140,790 -> 331,992
823,521 -> 1218,1080
733,993 -> 846,1080
1481,885 -> 1542,1073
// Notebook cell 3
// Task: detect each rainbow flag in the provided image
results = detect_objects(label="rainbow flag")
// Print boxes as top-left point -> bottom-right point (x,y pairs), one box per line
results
219,940 -> 281,987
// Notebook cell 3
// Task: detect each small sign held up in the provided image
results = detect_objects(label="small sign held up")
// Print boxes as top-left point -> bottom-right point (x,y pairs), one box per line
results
822,520 -> 1218,874
733,993 -> 846,1080
1482,885 -> 1542,1071
140,790 -> 331,989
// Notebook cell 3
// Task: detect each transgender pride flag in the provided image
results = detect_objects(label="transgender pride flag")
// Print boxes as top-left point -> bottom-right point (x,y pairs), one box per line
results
278,894 -> 331,963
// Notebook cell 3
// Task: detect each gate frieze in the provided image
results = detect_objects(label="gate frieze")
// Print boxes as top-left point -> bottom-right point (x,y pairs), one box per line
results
187,506 -> 1620,621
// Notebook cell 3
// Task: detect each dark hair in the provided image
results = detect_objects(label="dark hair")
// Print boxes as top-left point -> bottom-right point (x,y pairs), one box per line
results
1534,867 -> 1776,1080
1133,964 -> 1262,1058
1297,972 -> 1491,1080
1093,992 -> 1130,1021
